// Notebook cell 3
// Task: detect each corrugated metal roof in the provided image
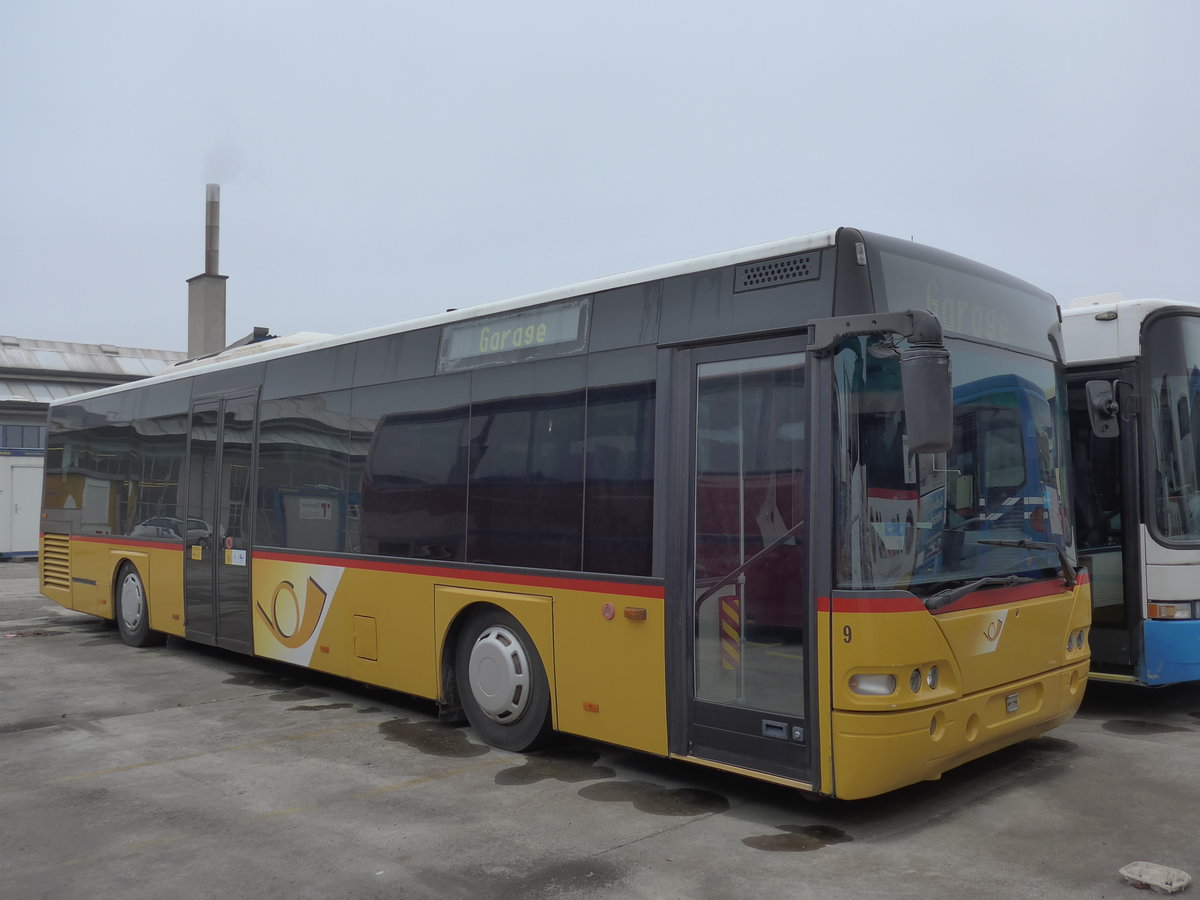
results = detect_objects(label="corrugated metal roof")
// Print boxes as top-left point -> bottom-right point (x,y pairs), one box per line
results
0,379 -> 103,403
0,336 -> 185,379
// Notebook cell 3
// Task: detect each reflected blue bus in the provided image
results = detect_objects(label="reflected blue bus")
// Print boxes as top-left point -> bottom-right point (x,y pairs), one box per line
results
902,373 -> 1069,582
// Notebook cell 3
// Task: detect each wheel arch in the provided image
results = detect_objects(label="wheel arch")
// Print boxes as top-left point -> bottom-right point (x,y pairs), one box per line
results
433,588 -> 557,730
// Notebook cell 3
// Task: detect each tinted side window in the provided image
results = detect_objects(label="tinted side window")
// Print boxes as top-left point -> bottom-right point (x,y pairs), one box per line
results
127,412 -> 189,540
584,348 -> 657,576
256,391 -> 355,551
584,381 -> 655,575
71,395 -> 136,536
357,375 -> 470,560
467,359 -> 586,569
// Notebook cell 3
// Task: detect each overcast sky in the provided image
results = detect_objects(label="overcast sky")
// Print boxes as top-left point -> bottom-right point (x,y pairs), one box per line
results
2,1 -> 1197,352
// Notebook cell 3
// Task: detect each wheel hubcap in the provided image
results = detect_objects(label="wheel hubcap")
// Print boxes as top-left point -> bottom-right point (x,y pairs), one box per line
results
467,625 -> 531,724
120,573 -> 145,631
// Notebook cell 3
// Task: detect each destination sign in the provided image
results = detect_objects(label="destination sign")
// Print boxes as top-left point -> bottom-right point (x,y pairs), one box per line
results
877,250 -> 1055,356
439,299 -> 588,370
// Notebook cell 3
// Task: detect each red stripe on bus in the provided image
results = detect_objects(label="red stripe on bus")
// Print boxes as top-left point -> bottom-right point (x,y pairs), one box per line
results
253,549 -> 666,599
819,575 -> 1088,615
71,535 -> 182,552
928,576 -> 1089,612
818,596 -> 925,613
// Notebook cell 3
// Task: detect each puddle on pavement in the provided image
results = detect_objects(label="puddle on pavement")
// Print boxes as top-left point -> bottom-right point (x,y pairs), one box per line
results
576,780 -> 729,816
289,702 -> 353,712
378,718 -> 489,758
742,824 -> 854,852
1102,719 -> 1190,736
495,748 -> 615,786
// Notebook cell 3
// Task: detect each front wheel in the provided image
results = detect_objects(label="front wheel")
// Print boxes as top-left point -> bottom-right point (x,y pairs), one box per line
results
115,562 -> 165,648
455,608 -> 552,752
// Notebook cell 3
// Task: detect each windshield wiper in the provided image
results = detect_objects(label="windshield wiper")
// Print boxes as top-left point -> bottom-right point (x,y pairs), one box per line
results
924,575 -> 1034,611
976,538 -> 1078,589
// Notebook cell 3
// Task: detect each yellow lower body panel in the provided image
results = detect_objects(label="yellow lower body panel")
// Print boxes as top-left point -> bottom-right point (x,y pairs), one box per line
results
39,536 -> 186,637
831,660 -> 1088,800
250,553 -> 669,756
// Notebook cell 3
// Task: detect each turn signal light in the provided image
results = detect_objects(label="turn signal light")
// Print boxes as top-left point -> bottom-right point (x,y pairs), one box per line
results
1148,603 -> 1194,620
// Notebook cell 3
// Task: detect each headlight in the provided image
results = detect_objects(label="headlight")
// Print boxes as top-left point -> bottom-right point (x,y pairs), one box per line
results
849,674 -> 897,696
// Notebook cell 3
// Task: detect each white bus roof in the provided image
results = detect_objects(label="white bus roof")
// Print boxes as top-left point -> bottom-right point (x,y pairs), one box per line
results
1061,296 -> 1200,365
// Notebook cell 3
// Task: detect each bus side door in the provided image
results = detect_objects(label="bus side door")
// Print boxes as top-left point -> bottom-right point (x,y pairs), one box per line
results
183,390 -> 259,653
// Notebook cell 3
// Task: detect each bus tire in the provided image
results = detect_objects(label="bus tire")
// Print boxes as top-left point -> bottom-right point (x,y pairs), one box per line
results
455,608 -> 552,752
115,562 -> 165,648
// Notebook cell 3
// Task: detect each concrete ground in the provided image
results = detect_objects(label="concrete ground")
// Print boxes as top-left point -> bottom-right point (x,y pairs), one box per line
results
1,558 -> 1197,900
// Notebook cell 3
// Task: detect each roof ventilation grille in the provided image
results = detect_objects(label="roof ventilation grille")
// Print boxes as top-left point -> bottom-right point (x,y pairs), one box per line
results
734,253 -> 821,292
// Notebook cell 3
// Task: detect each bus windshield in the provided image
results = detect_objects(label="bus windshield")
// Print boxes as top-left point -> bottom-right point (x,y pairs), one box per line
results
834,337 -> 1073,596
1144,313 -> 1200,542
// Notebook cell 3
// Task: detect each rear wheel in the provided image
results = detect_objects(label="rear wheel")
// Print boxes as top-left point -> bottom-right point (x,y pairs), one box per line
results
455,608 -> 552,751
115,563 -> 165,648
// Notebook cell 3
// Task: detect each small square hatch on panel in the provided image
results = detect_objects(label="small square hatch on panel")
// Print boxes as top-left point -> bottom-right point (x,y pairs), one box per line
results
354,615 -> 379,661
734,253 -> 821,292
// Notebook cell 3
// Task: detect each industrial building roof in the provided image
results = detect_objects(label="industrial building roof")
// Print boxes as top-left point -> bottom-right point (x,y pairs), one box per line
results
0,335 -> 185,410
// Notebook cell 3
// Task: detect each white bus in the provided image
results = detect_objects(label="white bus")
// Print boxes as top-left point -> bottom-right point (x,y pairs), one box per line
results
1063,295 -> 1200,685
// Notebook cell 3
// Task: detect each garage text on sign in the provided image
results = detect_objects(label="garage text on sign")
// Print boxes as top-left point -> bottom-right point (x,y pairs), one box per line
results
439,298 -> 588,371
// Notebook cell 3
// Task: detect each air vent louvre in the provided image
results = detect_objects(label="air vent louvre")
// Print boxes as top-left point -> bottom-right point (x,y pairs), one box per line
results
734,253 -> 820,292
40,533 -> 71,590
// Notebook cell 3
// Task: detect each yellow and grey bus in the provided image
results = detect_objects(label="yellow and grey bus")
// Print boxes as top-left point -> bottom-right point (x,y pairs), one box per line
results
39,227 -> 1090,799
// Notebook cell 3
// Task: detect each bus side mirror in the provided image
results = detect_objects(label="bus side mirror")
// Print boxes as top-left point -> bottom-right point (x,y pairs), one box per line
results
900,345 -> 953,453
1085,380 -> 1120,439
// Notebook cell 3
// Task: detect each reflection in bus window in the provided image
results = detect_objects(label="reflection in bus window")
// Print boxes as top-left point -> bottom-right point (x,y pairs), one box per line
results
694,353 -> 806,715
361,407 -> 470,561
835,339 -> 1073,595
583,382 -> 655,576
466,390 -> 586,570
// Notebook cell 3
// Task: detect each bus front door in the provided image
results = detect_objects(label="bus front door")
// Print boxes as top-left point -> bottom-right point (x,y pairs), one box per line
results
1068,375 -> 1138,676
183,392 -> 258,653
683,340 -> 812,782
